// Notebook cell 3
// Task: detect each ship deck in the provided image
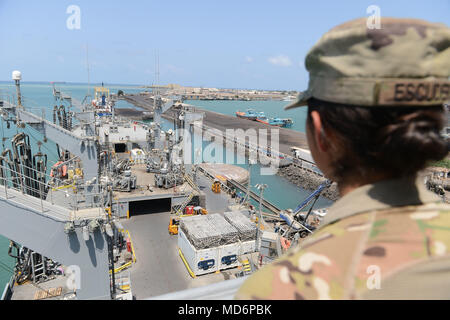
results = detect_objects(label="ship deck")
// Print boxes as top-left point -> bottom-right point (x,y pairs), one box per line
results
113,164 -> 195,201
10,274 -> 73,300
120,169 -> 246,299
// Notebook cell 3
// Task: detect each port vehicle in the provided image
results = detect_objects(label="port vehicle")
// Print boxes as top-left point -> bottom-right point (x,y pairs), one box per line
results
211,179 -> 221,193
193,206 -> 208,215
168,208 -> 208,235
168,217 -> 180,235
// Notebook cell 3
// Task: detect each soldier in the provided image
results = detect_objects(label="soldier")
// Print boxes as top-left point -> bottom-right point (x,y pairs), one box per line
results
236,17 -> 450,299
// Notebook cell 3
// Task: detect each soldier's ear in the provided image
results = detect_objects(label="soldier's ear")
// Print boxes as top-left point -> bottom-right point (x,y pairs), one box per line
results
310,111 -> 329,152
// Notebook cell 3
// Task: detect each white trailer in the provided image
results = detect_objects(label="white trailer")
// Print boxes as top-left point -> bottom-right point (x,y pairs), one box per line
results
218,242 -> 240,270
178,229 -> 219,276
239,240 -> 257,255
178,213 -> 243,276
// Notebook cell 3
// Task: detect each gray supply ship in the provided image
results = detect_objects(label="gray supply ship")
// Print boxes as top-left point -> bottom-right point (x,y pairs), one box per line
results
0,71 -> 330,300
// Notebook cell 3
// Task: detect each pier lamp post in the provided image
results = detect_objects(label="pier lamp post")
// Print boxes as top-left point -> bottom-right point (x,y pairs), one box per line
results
243,159 -> 256,206
255,183 -> 267,248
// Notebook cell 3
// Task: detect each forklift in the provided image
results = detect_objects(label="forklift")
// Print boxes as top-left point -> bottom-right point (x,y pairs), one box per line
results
168,217 -> 180,235
168,207 -> 208,235
211,178 -> 221,193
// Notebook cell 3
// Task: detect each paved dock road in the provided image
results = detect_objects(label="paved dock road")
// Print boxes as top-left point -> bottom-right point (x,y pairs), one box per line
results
121,211 -> 226,299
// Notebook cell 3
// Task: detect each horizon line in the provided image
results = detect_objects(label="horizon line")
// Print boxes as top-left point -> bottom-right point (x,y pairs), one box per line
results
0,80 -> 299,92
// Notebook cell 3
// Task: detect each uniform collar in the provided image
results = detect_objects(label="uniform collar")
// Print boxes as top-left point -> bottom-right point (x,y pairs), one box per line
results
324,176 -> 441,225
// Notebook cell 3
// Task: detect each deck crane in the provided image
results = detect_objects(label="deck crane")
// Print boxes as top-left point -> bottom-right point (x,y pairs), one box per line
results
279,180 -> 332,239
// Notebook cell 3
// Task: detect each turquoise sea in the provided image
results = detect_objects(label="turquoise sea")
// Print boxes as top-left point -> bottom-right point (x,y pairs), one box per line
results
0,82 -> 331,293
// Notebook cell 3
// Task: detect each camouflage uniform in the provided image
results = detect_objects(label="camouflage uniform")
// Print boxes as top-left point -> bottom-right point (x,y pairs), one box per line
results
236,178 -> 450,299
236,18 -> 450,300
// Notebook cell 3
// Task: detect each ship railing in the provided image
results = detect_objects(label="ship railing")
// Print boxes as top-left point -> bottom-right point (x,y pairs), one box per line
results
67,184 -> 108,214
112,269 -> 133,300
171,172 -> 198,215
184,171 -> 200,192
17,108 -> 82,141
0,90 -> 16,110
149,276 -> 247,300
52,85 -> 86,111
0,162 -> 106,217
0,163 -> 70,220
0,92 -> 80,129
0,160 -> 72,190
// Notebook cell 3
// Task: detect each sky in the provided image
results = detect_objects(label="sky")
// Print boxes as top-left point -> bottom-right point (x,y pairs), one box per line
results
0,0 -> 448,90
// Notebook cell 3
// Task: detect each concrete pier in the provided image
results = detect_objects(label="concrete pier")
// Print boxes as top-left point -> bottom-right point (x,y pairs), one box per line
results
198,163 -> 249,184
121,94 -> 309,155
114,108 -> 153,120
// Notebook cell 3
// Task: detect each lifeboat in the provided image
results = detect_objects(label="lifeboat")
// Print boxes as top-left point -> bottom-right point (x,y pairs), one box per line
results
50,161 -> 68,179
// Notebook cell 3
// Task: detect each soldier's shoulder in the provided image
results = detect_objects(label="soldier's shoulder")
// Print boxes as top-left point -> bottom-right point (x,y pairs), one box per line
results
235,213 -> 374,300
380,200 -> 450,214
235,202 -> 450,300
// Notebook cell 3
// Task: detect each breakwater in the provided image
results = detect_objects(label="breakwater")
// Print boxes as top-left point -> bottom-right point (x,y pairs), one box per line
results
277,164 -> 340,201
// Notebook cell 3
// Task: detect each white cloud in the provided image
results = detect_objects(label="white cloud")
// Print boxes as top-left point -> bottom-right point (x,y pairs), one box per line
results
268,55 -> 292,67
245,56 -> 253,63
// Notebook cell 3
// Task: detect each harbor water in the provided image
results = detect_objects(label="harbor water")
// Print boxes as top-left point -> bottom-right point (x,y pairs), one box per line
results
0,82 -> 332,291
185,99 -> 309,133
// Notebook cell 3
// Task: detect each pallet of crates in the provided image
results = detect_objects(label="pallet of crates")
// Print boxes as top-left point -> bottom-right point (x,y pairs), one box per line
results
206,214 -> 240,271
224,210 -> 258,254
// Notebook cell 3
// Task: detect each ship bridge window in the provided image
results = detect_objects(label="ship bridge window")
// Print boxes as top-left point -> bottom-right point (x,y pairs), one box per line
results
128,198 -> 172,216
114,143 -> 127,153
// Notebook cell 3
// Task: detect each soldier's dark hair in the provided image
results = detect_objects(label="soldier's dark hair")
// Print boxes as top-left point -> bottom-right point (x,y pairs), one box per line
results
306,98 -> 448,181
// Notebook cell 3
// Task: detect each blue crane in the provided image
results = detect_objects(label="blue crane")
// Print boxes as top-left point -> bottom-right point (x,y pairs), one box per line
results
293,179 -> 332,216
279,179 -> 332,238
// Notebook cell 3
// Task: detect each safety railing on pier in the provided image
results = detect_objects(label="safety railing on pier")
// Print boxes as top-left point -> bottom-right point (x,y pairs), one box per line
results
196,165 -> 234,195
196,164 -> 283,220
191,122 -> 323,177
227,179 -> 282,215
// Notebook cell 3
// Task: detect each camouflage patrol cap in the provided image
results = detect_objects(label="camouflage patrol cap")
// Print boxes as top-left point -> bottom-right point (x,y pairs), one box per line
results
286,17 -> 450,109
